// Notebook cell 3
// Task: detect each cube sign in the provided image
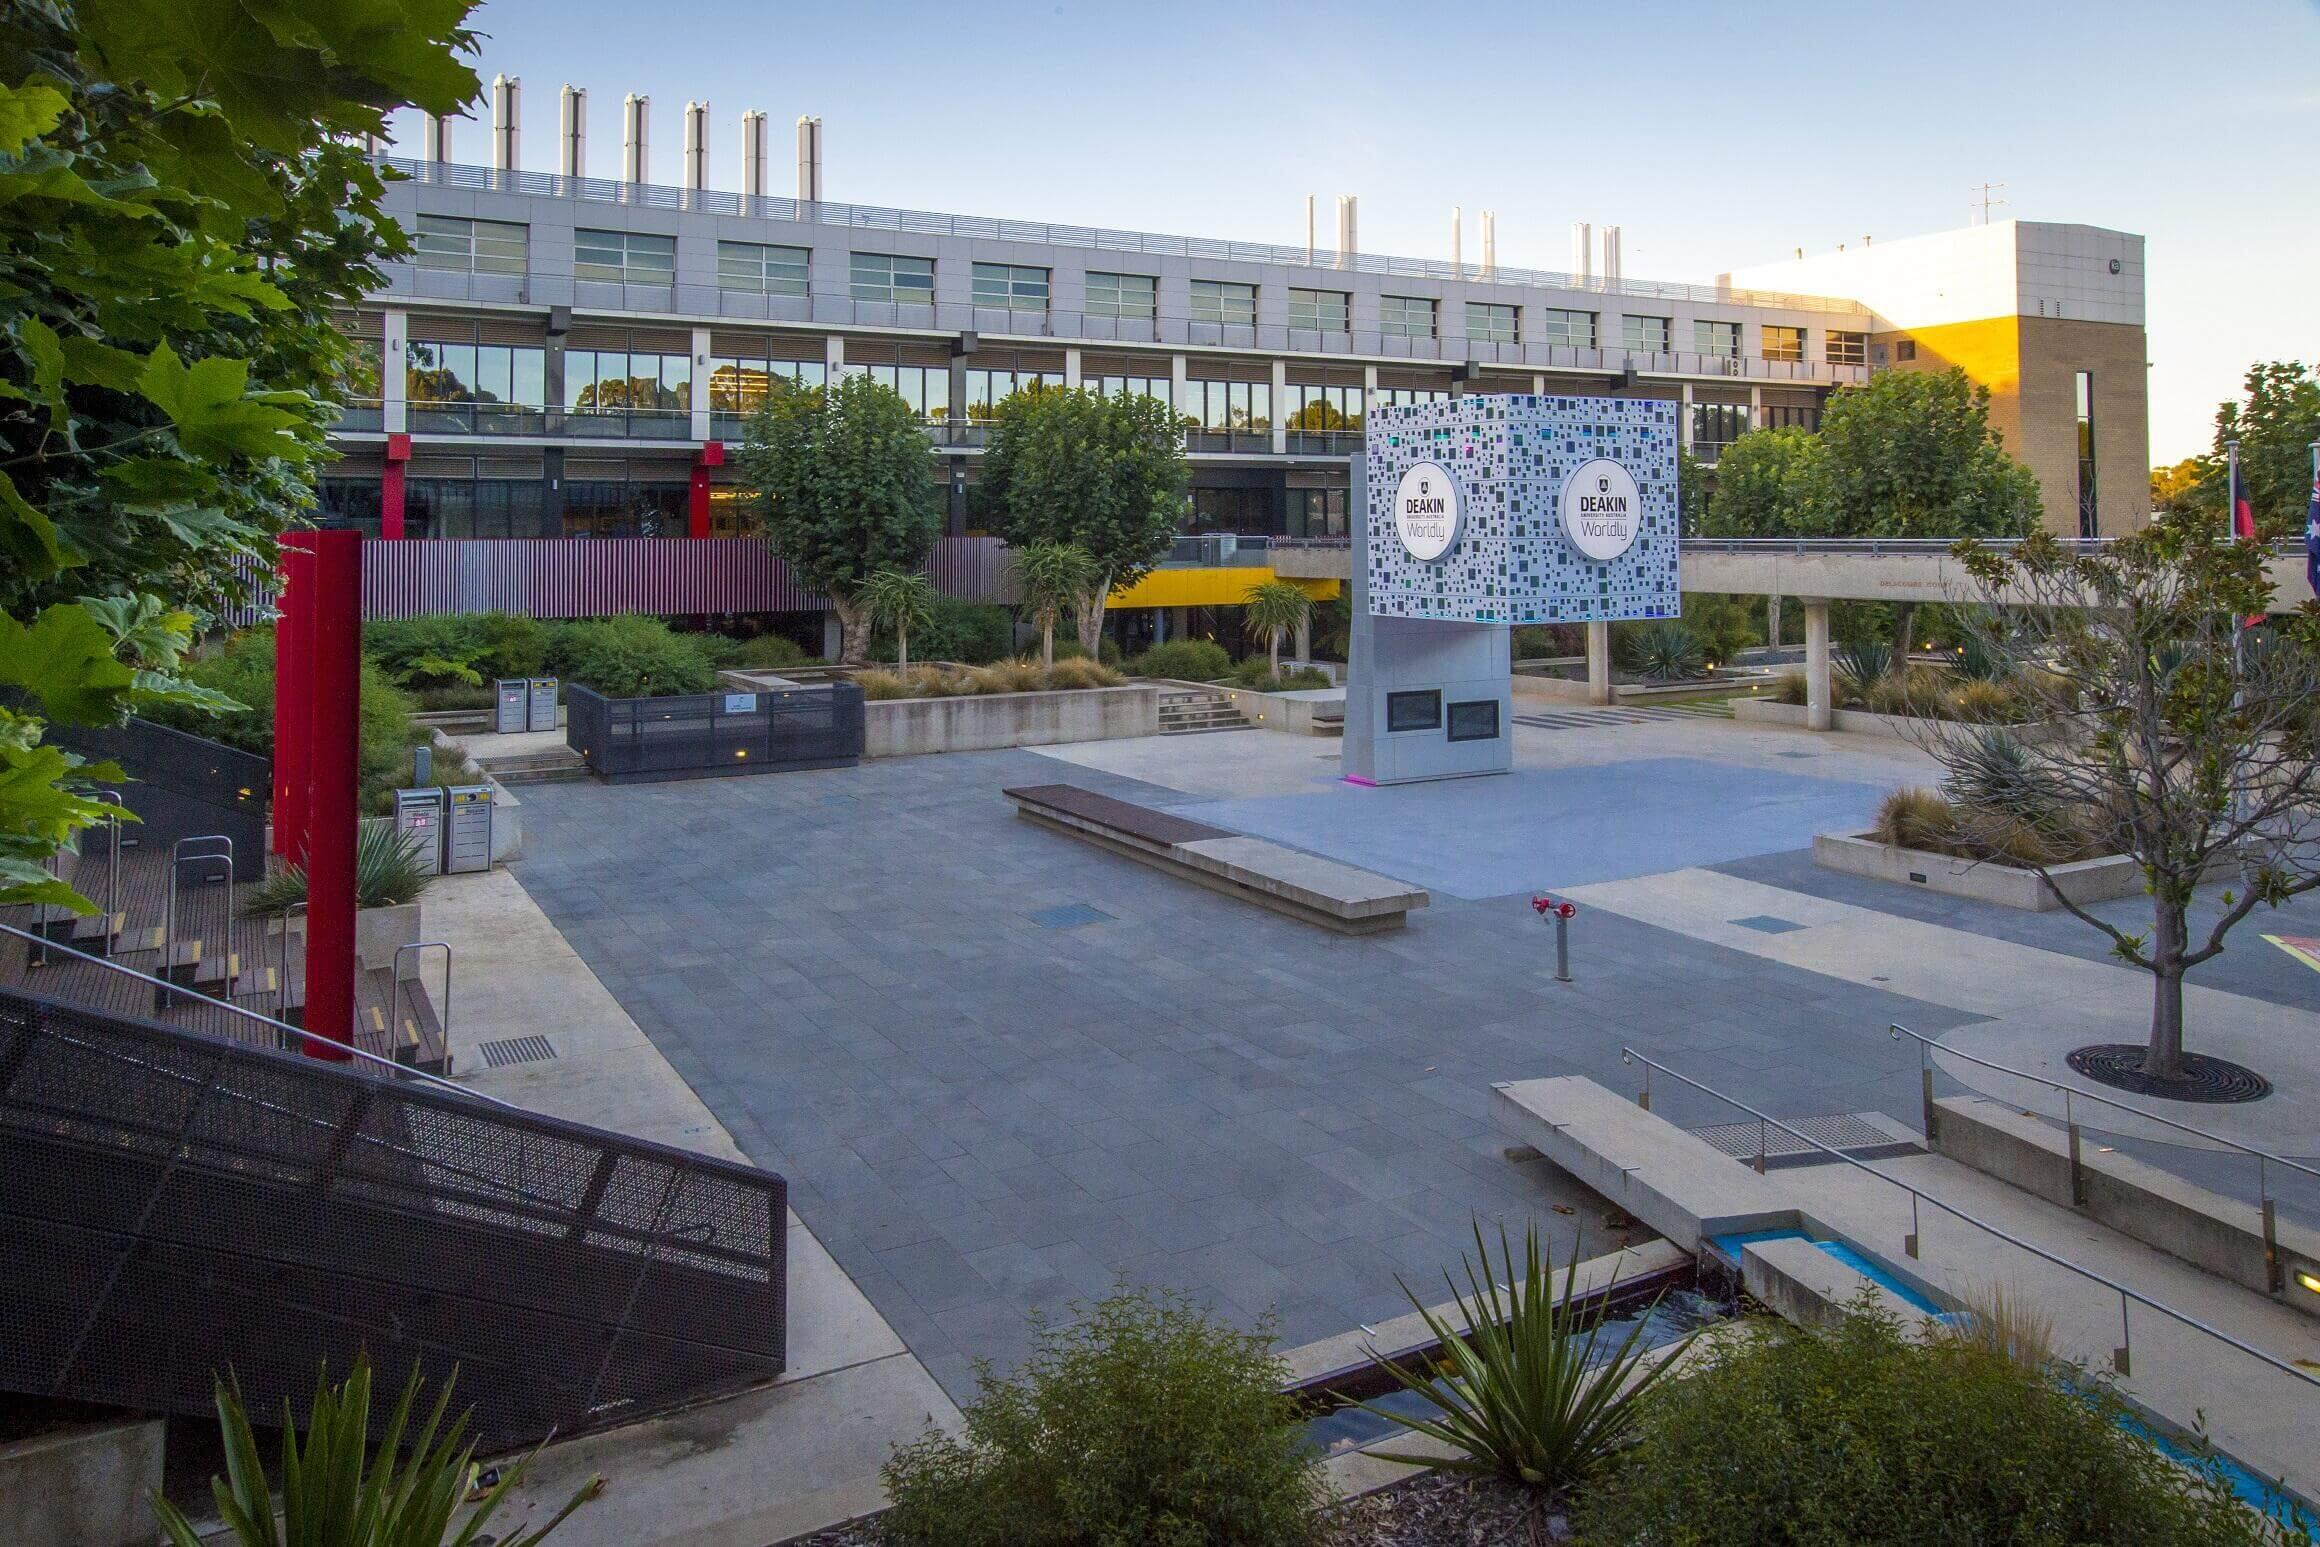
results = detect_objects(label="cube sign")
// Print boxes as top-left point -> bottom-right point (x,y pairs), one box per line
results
1365,395 -> 1680,625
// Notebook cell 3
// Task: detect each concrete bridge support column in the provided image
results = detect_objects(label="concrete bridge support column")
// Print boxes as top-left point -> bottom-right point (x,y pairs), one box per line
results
1586,622 -> 1613,706
1767,593 -> 1782,647
1294,613 -> 1312,665
1803,598 -> 1832,731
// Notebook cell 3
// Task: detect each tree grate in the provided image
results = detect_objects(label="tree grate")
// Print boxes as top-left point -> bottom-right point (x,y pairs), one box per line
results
2066,1044 -> 2271,1104
478,1034 -> 558,1069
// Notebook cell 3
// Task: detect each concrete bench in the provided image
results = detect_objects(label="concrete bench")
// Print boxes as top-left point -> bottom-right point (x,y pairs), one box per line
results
1002,784 -> 1427,935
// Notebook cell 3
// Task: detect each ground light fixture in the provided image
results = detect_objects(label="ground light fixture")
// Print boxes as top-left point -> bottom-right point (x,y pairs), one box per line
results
2297,1268 -> 2320,1296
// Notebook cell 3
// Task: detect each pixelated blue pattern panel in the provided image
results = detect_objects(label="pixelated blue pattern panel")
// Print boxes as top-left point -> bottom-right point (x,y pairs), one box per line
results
1366,395 -> 1680,624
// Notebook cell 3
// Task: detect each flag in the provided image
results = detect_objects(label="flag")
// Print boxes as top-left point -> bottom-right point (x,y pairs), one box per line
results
2306,463 -> 2320,602
2230,459 -> 2264,627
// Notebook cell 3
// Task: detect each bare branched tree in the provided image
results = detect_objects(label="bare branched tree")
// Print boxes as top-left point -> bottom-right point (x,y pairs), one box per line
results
1914,522 -> 2320,1081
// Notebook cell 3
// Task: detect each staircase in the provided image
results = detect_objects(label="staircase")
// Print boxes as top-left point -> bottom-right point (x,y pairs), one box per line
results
2,833 -> 450,1075
477,743 -> 590,785
1158,686 -> 1251,735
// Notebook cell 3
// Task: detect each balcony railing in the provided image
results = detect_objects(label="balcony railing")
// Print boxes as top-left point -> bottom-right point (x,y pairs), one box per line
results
407,401 -> 550,436
1186,428 -> 1274,454
1165,534 -> 1274,568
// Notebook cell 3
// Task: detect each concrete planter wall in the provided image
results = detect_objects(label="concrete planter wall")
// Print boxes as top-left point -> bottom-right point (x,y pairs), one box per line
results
1211,683 -> 1343,736
0,1417 -> 165,1547
356,898 -> 424,972
864,684 -> 1158,757
1813,831 -> 2141,912
1734,697 -> 2069,743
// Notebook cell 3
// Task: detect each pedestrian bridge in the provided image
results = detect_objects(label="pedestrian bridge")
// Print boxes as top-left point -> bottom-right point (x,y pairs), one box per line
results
1269,536 -> 2315,725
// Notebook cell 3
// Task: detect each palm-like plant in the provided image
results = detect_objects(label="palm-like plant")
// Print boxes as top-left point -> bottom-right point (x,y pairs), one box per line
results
152,1358 -> 600,1547
1241,580 -> 1311,677
858,568 -> 937,675
1834,638 -> 1893,704
1617,621 -> 1706,683
242,822 -> 434,918
1012,543 -> 1094,668
1353,1223 -> 1686,1493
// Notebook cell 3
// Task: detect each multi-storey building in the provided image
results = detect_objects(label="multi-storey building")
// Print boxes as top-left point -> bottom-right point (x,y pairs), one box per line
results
324,93 -> 2146,625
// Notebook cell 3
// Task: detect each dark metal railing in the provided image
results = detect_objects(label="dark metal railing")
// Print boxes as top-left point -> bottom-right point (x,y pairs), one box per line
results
0,982 -> 787,1448
567,680 -> 865,783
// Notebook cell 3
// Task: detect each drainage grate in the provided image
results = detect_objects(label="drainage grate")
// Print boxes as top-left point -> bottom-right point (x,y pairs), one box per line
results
1691,1112 -> 1920,1168
478,1034 -> 558,1069
1028,903 -> 1115,930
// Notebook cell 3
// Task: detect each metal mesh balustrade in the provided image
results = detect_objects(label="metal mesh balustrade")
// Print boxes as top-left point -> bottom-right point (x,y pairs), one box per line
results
566,681 -> 864,783
0,985 -> 786,1449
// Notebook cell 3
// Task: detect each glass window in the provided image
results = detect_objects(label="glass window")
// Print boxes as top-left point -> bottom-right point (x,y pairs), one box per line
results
1622,315 -> 1671,354
574,229 -> 674,285
860,362 -> 947,419
566,349 -> 689,412
1761,403 -> 1820,432
716,241 -> 809,296
1379,295 -> 1437,339
850,252 -> 936,304
1190,279 -> 1257,326
1386,690 -> 1441,733
1285,487 -> 1348,538
965,367 -> 1062,417
971,263 -> 1050,313
1373,386 -> 1451,411
1763,324 -> 1804,363
414,215 -> 528,275
1827,330 -> 1867,366
708,357 -> 825,416
1465,302 -> 1518,345
2075,369 -> 2098,538
1284,383 -> 1362,430
1184,379 -> 1270,428
1088,373 -> 1170,406
1688,403 -> 1751,460
1534,308 -> 1595,349
1447,699 -> 1500,742
1288,288 -> 1349,331
1085,271 -> 1157,322
1695,319 -> 1741,358
1895,338 -> 1917,361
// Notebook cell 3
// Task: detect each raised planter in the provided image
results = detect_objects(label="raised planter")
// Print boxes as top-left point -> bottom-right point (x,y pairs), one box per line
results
1210,683 -> 1343,736
866,683 -> 1157,757
1812,830 -> 2141,912
1734,698 -> 2069,743
355,899 -> 424,973
0,1416 -> 165,1547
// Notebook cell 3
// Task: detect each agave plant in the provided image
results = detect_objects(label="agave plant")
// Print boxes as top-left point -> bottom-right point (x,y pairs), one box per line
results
1353,1222 -> 1688,1493
1834,638 -> 1893,703
152,1358 -> 600,1547
243,821 -> 435,918
1617,622 -> 1706,683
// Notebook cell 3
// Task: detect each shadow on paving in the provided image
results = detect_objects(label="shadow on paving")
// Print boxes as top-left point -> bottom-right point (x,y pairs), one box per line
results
507,750 -> 1981,1402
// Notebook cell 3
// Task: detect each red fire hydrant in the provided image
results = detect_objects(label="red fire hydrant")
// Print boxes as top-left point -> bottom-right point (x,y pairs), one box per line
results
1533,895 -> 1577,982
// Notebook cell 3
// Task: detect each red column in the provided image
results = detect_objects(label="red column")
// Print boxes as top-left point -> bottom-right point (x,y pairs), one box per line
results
689,440 -> 725,539
380,431 -> 411,539
300,530 -> 363,1060
274,535 -> 315,862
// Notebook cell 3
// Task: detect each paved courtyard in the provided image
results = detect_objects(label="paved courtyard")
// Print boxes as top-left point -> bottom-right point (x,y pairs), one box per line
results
505,715 -> 2026,1399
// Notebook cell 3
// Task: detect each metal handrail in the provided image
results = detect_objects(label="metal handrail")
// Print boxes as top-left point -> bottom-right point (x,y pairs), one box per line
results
1266,534 -> 2308,557
164,836 -> 235,997
1892,1021 -> 2316,1295
0,922 -> 512,1108
94,789 -> 125,957
391,941 -> 453,1067
1618,1045 -> 2320,1388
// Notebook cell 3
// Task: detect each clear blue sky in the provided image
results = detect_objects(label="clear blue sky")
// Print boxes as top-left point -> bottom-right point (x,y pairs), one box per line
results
391,0 -> 2320,465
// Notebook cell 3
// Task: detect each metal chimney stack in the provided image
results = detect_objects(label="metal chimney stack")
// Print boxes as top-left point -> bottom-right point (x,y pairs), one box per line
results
683,100 -> 709,192
1481,211 -> 1496,279
796,115 -> 823,202
622,93 -> 649,184
1571,221 -> 1593,283
560,85 -> 586,179
741,111 -> 768,199
491,76 -> 520,173
1601,225 -> 1623,284
1334,195 -> 1357,270
422,113 -> 453,164
1450,205 -> 1462,277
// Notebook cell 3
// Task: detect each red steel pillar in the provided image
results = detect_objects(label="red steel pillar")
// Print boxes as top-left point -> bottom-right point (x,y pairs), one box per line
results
380,431 -> 412,539
688,440 -> 725,539
300,530 -> 363,1059
273,533 -> 315,862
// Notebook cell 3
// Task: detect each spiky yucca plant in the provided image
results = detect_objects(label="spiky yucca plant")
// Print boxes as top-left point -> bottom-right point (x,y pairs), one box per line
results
152,1358 -> 600,1547
1354,1223 -> 1686,1493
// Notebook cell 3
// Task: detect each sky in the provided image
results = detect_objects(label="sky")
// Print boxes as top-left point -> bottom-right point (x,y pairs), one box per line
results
389,0 -> 2320,465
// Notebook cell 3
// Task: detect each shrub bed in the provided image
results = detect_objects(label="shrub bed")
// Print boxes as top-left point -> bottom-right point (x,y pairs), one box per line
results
1768,664 -> 2058,725
1125,638 -> 1233,681
854,657 -> 1126,700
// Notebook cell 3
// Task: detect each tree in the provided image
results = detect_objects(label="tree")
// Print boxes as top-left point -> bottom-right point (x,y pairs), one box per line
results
738,373 -> 942,664
1011,542 -> 1092,668
1921,522 -> 2320,1081
858,567 -> 935,674
0,0 -> 481,910
2149,457 -> 2204,516
1699,427 -> 1822,538
980,387 -> 1187,655
1241,580 -> 1310,677
2168,361 -> 2320,538
1676,446 -> 1708,533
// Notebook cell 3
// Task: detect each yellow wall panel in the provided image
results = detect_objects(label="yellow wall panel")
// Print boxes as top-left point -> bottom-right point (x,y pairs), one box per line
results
1108,567 -> 1340,609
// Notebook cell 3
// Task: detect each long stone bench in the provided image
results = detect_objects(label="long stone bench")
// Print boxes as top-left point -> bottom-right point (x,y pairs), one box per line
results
1002,783 -> 1427,935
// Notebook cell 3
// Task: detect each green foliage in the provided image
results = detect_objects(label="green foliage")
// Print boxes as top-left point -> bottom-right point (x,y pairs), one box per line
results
710,631 -> 818,671
554,615 -> 718,699
1049,635 -> 1122,666
2168,361 -> 2320,537
1953,625 -> 2012,683
364,613 -> 552,691
879,1285 -> 1326,1547
1617,621 -> 1707,683
243,820 -> 434,917
1577,1297 -> 2291,1546
1944,724 -> 2056,825
908,599 -> 1010,666
1679,592 -> 1760,666
1834,639 -> 1893,702
979,388 -> 1188,653
737,373 -> 942,662
1357,1223 -> 1684,1494
151,1356 -> 598,1547
1700,370 -> 2042,540
1770,670 -> 1809,706
0,0 -> 481,908
1676,445 -> 1708,531
1228,659 -> 1331,692
1873,787 -> 1959,851
1127,639 -> 1233,682
1511,624 -> 1583,662
858,568 -> 938,672
1241,579 -> 1311,672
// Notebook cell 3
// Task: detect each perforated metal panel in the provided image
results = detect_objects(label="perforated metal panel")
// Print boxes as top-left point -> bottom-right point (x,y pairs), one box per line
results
444,786 -> 494,873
